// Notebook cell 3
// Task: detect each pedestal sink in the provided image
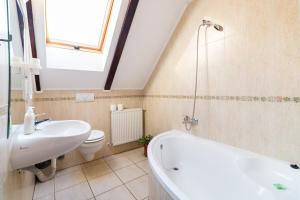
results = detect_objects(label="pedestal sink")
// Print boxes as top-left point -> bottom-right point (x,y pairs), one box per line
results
10,120 -> 91,169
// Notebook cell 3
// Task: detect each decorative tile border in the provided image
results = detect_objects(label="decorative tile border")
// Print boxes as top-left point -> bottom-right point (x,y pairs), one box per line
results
144,95 -> 300,103
10,94 -> 300,103
11,95 -> 144,102
0,105 -> 8,116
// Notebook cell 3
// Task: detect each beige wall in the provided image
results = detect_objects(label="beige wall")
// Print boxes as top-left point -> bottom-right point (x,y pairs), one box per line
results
144,0 -> 300,163
11,90 -> 144,169
6,1 -> 300,198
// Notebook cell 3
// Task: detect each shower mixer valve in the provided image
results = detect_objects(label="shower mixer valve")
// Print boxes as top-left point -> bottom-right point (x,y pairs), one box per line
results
182,115 -> 198,126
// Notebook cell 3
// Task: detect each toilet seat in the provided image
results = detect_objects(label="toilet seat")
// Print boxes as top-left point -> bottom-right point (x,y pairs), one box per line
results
84,130 -> 104,144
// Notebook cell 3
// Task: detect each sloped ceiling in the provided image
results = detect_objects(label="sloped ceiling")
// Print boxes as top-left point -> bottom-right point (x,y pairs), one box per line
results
111,0 -> 191,89
20,0 -> 191,90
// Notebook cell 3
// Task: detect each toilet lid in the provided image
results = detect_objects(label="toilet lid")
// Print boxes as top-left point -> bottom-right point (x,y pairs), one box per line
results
86,130 -> 105,142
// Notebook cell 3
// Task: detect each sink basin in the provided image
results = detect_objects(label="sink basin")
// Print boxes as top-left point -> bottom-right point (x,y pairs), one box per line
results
10,120 -> 91,169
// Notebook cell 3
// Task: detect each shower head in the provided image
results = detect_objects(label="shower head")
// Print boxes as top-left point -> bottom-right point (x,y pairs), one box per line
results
201,20 -> 224,32
213,24 -> 223,32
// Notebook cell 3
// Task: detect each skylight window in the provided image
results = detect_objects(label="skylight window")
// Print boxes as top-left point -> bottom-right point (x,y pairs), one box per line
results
45,0 -> 114,53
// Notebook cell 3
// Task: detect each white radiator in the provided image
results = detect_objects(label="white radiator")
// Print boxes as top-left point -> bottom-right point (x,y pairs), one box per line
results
111,108 -> 143,146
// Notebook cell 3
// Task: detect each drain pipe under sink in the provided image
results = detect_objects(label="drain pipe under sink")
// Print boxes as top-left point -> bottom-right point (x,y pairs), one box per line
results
23,158 -> 57,182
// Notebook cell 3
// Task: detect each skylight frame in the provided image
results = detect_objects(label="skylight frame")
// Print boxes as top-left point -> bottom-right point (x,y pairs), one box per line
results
45,0 -> 115,53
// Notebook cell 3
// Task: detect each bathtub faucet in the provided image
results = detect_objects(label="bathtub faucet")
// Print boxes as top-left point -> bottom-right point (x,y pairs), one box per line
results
182,115 -> 198,131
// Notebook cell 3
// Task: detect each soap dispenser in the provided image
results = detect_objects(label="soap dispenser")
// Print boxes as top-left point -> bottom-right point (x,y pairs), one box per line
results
24,106 -> 35,134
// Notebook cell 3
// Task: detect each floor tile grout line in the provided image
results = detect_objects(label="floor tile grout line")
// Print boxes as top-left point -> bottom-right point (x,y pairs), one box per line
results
81,165 -> 97,200
54,162 -> 102,193
33,178 -> 55,200
105,157 -> 147,172
125,173 -> 148,185
106,158 -> 148,200
105,150 -> 145,163
92,159 -> 127,198
33,148 -> 145,200
105,158 -> 135,171
93,184 -> 126,199
135,162 -> 149,174
121,160 -> 148,200
32,177 -> 36,200
84,170 -> 113,182
124,182 -> 138,200
55,146 -> 142,173
55,165 -> 83,177
82,161 -> 113,181
54,178 -> 86,193
108,161 -> 147,184
82,161 -> 125,182
55,167 -> 95,200
103,158 -> 139,199
53,176 -> 56,200
124,174 -> 149,200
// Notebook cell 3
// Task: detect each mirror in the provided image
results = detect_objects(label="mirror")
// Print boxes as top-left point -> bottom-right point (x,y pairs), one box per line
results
9,0 -> 25,129
9,0 -> 42,128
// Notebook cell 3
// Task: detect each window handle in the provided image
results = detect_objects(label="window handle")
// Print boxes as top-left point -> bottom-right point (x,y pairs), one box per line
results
0,34 -> 12,42
74,45 -> 80,50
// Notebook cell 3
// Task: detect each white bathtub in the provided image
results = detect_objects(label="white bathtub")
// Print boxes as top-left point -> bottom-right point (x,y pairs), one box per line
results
148,130 -> 300,200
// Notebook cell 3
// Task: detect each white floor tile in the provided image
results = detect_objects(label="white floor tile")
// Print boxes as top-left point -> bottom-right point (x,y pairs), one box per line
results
104,154 -> 124,161
33,179 -> 54,199
55,182 -> 93,200
95,185 -> 135,200
126,175 -> 149,200
105,157 -> 133,170
32,149 -> 150,200
55,170 -> 86,191
115,165 -> 145,183
34,194 -> 55,200
82,159 -> 106,168
136,160 -> 150,173
89,173 -> 122,196
132,147 -> 144,154
82,161 -> 112,180
125,151 -> 147,163
56,165 -> 82,177
123,147 -> 143,155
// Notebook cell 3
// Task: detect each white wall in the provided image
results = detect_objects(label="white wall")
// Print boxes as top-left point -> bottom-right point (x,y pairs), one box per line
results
45,0 -> 125,72
9,0 -> 23,90
11,0 -> 190,90
32,0 -> 130,90
112,0 -> 191,89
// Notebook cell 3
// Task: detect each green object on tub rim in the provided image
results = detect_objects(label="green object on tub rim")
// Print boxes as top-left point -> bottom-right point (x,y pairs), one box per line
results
273,183 -> 287,190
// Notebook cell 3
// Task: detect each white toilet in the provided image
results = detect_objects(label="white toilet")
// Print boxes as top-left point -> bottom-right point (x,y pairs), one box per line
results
79,130 -> 105,161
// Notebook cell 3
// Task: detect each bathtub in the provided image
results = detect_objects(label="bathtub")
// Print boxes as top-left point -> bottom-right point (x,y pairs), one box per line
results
147,130 -> 300,200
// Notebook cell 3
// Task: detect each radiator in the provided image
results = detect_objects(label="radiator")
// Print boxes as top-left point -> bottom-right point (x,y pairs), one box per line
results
111,108 -> 143,146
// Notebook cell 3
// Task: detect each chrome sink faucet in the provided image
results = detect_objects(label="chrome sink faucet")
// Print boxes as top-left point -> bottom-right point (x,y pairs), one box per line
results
34,113 -> 51,127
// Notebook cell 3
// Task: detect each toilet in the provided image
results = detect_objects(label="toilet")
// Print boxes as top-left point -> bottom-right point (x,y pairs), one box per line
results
78,130 -> 105,161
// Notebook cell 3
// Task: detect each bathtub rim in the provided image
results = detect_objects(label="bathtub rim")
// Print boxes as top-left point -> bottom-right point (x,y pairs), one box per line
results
148,130 -> 192,200
147,129 -> 298,200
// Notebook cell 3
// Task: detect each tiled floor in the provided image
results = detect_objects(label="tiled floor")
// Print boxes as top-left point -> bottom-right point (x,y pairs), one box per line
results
33,148 -> 150,200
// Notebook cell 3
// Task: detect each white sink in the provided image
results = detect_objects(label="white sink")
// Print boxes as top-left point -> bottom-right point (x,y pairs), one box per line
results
10,120 -> 91,169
